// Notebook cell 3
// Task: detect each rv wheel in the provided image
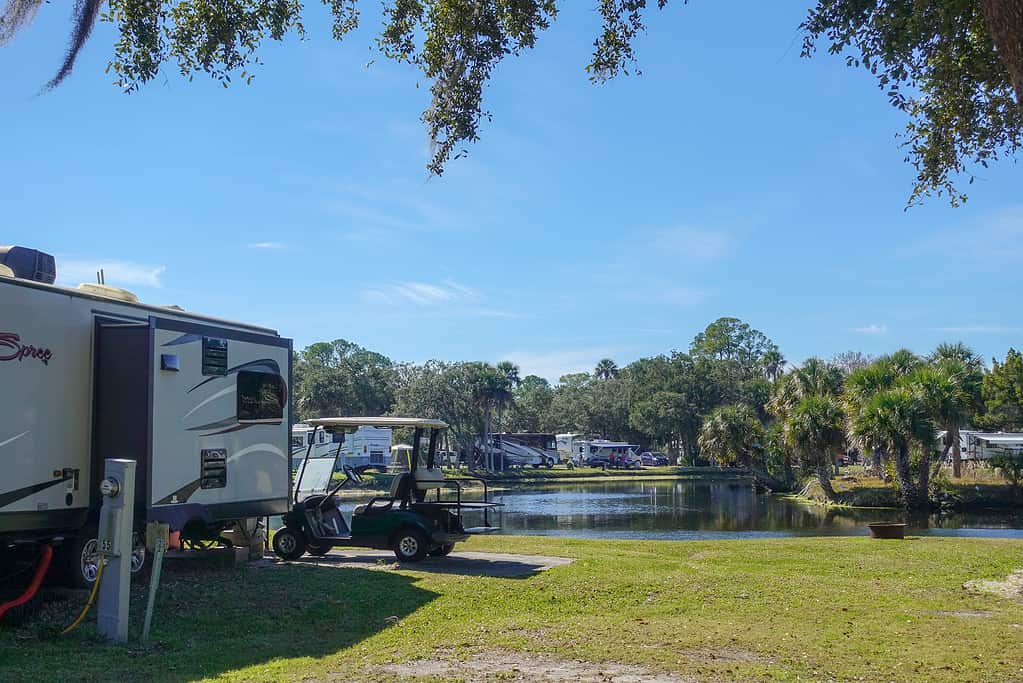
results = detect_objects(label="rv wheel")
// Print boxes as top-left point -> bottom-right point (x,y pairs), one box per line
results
272,527 -> 306,561
306,543 -> 331,556
429,543 -> 455,557
392,529 -> 428,562
130,530 -> 147,574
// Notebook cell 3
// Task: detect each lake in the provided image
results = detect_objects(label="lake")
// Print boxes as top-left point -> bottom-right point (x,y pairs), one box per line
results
471,480 -> 1023,540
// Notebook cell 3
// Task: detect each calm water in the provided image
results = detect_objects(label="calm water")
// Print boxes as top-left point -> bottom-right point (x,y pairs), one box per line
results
470,480 -> 1023,540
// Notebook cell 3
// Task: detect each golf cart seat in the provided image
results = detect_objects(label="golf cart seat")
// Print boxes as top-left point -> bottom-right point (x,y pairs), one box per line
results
413,466 -> 445,491
354,473 -> 412,514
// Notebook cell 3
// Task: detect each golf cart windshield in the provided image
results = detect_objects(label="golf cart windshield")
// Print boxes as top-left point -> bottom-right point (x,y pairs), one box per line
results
296,457 -> 336,498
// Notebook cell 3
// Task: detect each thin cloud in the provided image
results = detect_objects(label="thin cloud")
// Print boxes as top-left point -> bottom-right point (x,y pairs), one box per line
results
58,258 -> 166,288
650,226 -> 732,262
931,325 -> 1023,334
362,279 -> 481,306
247,242 -> 286,249
852,324 -> 888,335
660,286 -> 709,306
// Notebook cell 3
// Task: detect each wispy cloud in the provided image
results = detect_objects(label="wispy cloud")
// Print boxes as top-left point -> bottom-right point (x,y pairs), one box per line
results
650,226 -> 732,262
247,242 -> 286,249
913,205 -> 1023,263
931,325 -> 1023,334
659,286 -> 709,306
362,279 -> 481,306
852,324 -> 888,335
501,348 -> 623,382
58,259 -> 166,288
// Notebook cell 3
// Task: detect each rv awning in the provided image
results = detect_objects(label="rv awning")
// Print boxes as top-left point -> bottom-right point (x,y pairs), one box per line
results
306,417 -> 448,431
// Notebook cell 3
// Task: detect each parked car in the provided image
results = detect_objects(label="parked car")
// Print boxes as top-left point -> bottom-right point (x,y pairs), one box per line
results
640,451 -> 669,466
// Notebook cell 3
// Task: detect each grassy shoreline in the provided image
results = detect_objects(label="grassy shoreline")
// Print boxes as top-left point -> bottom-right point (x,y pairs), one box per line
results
2,534 -> 1021,682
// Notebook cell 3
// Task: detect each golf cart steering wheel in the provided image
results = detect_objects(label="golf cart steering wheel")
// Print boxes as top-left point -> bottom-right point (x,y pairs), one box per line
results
343,464 -> 363,486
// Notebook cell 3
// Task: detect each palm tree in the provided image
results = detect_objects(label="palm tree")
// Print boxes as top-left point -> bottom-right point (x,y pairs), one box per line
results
783,395 -> 846,497
494,361 -> 521,433
842,353 -> 921,478
848,387 -> 936,508
929,342 -> 983,369
761,348 -> 787,381
768,357 -> 843,420
594,358 -> 619,380
698,404 -> 764,469
911,359 -> 983,478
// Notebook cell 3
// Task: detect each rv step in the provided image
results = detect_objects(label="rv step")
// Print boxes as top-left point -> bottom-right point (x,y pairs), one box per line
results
464,526 -> 501,534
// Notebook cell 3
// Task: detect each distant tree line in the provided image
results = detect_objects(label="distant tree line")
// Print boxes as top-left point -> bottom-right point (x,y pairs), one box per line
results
292,317 -> 1023,507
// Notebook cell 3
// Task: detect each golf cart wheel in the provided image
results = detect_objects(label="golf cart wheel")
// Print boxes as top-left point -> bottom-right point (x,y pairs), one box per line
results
272,527 -> 306,561
306,543 -> 331,556
392,529 -> 429,562
545,458 -> 554,469
429,543 -> 455,557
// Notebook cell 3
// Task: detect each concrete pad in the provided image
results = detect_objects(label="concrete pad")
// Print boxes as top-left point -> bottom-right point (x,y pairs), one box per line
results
269,549 -> 574,578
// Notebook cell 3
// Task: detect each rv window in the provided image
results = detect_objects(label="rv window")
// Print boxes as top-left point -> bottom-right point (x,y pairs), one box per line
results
237,371 -> 285,423
291,436 -> 303,449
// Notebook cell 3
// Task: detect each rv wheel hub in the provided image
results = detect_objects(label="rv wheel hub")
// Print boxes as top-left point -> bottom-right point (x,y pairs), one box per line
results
400,536 -> 418,555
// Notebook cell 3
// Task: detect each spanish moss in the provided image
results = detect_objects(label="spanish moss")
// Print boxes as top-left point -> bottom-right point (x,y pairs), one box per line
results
45,0 -> 104,90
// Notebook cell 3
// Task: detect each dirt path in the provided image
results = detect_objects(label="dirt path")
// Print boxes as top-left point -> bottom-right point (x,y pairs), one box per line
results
259,549 -> 574,578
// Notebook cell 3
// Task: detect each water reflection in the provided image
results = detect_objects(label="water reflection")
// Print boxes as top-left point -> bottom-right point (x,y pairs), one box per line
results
469,481 -> 1023,540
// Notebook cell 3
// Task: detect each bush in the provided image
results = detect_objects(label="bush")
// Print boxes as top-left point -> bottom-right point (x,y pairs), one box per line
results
990,451 -> 1023,488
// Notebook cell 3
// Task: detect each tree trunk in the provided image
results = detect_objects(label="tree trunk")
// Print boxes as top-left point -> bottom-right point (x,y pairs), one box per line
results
980,0 -> 1023,108
871,449 -> 882,477
893,444 -> 924,508
917,442 -> 931,503
816,464 -> 835,499
951,425 -> 962,479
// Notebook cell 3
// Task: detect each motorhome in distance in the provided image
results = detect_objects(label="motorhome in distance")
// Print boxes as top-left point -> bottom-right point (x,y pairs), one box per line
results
490,433 -> 559,468
573,439 -> 642,468
0,246 -> 293,586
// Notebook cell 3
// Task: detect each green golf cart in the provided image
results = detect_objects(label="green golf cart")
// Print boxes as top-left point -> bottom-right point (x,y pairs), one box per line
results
272,417 -> 500,562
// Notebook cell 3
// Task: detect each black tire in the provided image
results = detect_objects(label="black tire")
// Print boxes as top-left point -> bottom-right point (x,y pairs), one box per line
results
392,528 -> 429,562
272,527 -> 306,561
130,529 -> 147,577
306,543 -> 331,556
429,543 -> 455,557
545,459 -> 554,469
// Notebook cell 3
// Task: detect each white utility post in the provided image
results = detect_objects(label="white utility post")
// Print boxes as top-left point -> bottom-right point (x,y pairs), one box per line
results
96,458 -> 135,642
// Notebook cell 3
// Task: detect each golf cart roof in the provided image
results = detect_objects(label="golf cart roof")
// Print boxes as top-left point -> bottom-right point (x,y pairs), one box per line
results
306,416 -> 449,431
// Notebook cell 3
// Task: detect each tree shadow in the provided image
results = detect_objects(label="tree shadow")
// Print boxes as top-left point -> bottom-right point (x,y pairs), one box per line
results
290,549 -> 570,579
0,562 -> 438,682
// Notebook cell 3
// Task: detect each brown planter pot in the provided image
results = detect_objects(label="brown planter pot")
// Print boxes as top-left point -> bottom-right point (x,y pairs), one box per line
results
868,523 -> 906,539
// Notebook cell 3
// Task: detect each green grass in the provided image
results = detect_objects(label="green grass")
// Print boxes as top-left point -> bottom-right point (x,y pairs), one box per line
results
2,535 -> 1022,682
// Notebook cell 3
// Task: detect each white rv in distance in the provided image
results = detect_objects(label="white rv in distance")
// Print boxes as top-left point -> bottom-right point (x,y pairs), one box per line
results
336,425 -> 392,470
556,433 -> 585,464
574,439 -> 642,469
0,246 -> 292,586
291,423 -> 337,470
489,433 -> 559,468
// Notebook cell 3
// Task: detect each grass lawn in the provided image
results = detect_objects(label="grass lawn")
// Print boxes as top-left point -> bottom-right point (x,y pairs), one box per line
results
2,535 -> 1022,682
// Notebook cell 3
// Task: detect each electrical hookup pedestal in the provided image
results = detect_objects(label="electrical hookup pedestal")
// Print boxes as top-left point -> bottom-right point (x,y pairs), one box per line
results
96,458 -> 135,642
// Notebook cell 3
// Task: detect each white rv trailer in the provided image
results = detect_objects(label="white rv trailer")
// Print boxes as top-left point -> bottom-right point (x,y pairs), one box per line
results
0,246 -> 292,580
335,425 -> 392,470
291,423 -> 336,470
489,433 -> 559,468
947,431 -> 1023,461
556,433 -> 584,463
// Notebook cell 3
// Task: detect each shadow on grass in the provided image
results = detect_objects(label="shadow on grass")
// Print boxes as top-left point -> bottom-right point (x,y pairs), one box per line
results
0,562 -> 437,682
290,549 -> 570,578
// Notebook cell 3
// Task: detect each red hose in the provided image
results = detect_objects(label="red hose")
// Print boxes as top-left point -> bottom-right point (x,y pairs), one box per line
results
0,544 -> 53,622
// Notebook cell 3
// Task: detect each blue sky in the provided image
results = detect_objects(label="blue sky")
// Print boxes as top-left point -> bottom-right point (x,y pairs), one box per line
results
2,2 -> 1020,380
